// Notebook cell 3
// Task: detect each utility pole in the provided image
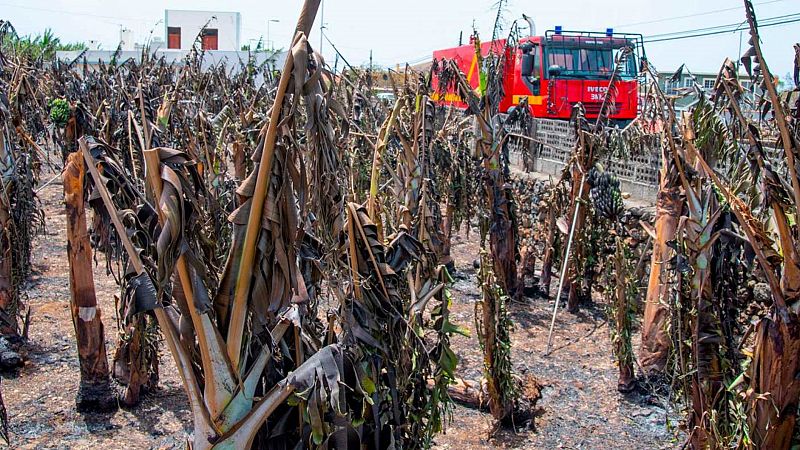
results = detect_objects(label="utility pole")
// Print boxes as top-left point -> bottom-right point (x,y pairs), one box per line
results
267,19 -> 279,51
319,0 -> 325,54
369,49 -> 373,90
736,29 -> 743,73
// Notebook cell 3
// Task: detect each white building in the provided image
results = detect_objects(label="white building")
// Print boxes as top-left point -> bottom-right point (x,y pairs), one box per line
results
119,28 -> 135,51
164,10 -> 241,51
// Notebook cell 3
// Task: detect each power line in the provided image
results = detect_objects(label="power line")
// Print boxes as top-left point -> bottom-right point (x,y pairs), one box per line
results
404,54 -> 432,65
643,17 -> 800,43
644,12 -> 799,39
321,30 -> 357,73
615,0 -> 787,28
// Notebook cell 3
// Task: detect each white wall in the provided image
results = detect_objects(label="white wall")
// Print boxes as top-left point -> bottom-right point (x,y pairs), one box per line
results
165,10 -> 241,51
56,49 -> 287,78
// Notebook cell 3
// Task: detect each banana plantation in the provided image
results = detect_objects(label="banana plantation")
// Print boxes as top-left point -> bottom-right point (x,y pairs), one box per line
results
1,0 -> 800,448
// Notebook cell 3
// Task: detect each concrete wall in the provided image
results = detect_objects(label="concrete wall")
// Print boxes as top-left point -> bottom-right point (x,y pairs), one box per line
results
509,118 -> 661,200
165,10 -> 241,51
56,49 -> 286,81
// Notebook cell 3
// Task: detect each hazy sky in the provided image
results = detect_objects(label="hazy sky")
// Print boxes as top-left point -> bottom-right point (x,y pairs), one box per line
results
2,0 -> 799,77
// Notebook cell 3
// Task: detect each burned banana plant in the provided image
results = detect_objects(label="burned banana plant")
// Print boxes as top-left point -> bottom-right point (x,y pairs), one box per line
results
79,139 -> 161,407
0,28 -> 45,341
586,164 -> 636,392
70,1 -> 466,448
639,61 -> 685,377
438,30 -> 521,425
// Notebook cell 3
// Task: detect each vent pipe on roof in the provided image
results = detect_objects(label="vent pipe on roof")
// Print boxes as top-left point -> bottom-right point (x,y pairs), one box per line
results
522,14 -> 536,37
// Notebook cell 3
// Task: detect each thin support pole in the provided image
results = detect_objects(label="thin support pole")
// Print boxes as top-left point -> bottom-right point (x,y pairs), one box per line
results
545,172 -> 586,355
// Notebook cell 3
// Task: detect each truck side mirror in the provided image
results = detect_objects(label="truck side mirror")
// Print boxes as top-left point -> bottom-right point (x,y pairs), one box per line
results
548,65 -> 562,78
521,53 -> 535,77
519,42 -> 535,78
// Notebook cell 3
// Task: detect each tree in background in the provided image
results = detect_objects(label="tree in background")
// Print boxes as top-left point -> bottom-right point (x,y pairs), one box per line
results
1,27 -> 86,60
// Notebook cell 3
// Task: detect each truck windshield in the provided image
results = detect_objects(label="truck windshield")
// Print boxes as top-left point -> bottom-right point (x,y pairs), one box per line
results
546,46 -> 636,78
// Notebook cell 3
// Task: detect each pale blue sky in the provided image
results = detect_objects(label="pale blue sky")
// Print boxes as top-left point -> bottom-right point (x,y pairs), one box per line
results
2,0 -> 798,77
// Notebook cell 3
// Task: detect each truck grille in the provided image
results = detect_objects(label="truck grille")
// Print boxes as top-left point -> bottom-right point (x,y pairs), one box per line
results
571,102 -> 623,115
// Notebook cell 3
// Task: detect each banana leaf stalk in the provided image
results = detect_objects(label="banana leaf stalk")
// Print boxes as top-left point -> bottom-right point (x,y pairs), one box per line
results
226,0 -> 321,372
143,148 -> 237,422
367,97 -> 403,226
742,1 -> 800,217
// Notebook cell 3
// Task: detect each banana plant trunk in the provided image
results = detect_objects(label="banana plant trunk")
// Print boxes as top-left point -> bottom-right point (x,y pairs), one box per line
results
63,152 -> 116,412
479,121 -> 519,298
440,200 -> 455,270
0,137 -> 16,337
566,164 -> 588,313
747,313 -> 800,449
487,180 -> 519,297
613,238 -> 635,392
0,224 -> 14,337
479,252 -> 513,421
639,184 -> 680,374
538,206 -> 557,296
470,38 -> 517,423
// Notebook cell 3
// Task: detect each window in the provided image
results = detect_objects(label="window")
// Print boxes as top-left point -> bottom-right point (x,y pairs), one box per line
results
742,81 -> 751,90
201,28 -> 218,51
703,79 -> 715,89
544,45 -> 636,79
684,77 -> 694,87
167,27 -> 181,49
530,45 -> 540,76
547,47 -> 613,74
664,80 -> 679,95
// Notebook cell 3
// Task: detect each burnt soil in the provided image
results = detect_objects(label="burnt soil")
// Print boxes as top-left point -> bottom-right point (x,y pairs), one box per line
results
3,177 -> 681,449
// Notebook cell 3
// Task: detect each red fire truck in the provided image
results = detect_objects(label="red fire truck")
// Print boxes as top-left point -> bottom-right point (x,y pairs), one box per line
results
432,27 -> 644,122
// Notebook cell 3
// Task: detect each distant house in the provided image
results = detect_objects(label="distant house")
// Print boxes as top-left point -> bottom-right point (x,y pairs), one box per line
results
55,8 -> 283,78
656,68 -> 754,112
164,10 -> 242,51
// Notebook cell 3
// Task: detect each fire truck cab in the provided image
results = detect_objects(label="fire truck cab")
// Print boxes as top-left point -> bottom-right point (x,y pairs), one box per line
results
433,27 -> 644,122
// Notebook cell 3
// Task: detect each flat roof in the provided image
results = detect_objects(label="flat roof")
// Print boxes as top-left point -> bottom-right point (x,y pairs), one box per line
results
165,9 -> 241,15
